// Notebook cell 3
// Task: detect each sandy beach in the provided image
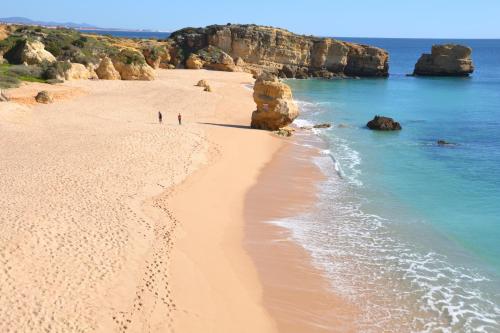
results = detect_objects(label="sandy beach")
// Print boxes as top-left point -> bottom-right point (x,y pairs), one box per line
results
0,69 -> 352,332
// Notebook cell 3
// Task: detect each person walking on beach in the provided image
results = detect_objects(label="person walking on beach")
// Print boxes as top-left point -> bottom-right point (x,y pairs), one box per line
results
178,113 -> 182,125
158,111 -> 163,124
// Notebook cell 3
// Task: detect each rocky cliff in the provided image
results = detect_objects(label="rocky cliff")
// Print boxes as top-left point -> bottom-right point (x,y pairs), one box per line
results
169,24 -> 389,78
413,44 -> 474,76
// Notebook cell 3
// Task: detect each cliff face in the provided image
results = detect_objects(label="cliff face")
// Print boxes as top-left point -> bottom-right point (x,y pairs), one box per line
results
169,24 -> 389,78
414,44 -> 474,76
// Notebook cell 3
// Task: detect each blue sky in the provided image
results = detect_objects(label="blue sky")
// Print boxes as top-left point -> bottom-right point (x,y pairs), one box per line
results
2,0 -> 499,38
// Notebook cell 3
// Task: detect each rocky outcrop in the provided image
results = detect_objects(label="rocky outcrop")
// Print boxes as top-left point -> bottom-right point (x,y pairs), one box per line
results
251,75 -> 299,130
169,24 -> 389,78
413,44 -> 474,76
4,39 -> 56,65
64,63 -> 98,80
111,49 -> 155,81
141,44 -> 172,69
35,90 -> 53,104
367,116 -> 402,131
96,57 -> 121,80
186,54 -> 204,69
195,79 -> 209,87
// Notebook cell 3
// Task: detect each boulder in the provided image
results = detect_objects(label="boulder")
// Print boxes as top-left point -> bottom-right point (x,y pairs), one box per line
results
0,90 -> 9,102
367,116 -> 402,131
35,90 -> 53,104
204,85 -> 212,92
186,54 -> 204,69
96,57 -> 121,80
313,123 -> 331,129
4,39 -> 56,65
196,79 -> 209,88
64,63 -> 98,80
251,76 -> 299,130
413,44 -> 474,76
197,46 -> 236,72
111,49 -> 155,81
274,126 -> 295,137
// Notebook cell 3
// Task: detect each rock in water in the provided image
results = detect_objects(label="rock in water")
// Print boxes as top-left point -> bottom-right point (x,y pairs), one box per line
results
35,91 -> 53,104
4,39 -> 56,65
274,126 -> 295,137
313,123 -> 331,129
413,44 -> 474,76
367,116 -> 402,131
96,57 -> 121,80
251,76 -> 299,130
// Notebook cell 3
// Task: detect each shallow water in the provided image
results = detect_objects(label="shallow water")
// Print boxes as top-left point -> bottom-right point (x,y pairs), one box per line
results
278,38 -> 500,332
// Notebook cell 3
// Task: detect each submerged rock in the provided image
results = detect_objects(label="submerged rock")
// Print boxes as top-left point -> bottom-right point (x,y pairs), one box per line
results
437,140 -> 456,146
367,116 -> 402,131
251,75 -> 299,130
413,44 -> 474,76
35,90 -> 53,104
313,123 -> 332,129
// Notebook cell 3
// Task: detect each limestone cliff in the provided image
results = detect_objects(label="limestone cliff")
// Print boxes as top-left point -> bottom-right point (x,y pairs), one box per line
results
413,44 -> 474,76
169,24 -> 389,78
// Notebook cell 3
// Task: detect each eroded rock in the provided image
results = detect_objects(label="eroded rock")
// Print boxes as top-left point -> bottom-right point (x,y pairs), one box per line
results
96,57 -> 121,80
367,116 -> 402,131
414,44 -> 474,76
4,39 -> 56,65
35,90 -> 53,104
251,76 -> 299,130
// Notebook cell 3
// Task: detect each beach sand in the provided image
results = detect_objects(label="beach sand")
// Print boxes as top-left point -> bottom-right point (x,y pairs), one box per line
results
0,69 -> 354,332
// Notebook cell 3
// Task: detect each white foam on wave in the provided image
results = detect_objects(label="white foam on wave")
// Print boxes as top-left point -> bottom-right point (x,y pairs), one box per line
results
268,154 -> 500,332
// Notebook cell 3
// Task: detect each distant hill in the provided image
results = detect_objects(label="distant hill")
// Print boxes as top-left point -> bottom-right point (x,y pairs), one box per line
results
0,16 -> 98,29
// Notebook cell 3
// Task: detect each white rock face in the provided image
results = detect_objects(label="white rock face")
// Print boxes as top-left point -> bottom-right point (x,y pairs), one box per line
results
64,63 -> 98,80
19,40 -> 56,65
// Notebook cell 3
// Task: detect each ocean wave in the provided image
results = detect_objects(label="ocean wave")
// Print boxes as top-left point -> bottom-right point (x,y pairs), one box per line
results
269,155 -> 500,332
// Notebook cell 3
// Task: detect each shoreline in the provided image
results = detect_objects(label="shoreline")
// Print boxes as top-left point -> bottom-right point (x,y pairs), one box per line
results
1,68 -> 359,332
244,132 -> 359,332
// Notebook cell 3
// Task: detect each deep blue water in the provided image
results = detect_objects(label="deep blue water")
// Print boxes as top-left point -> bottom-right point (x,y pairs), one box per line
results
279,39 -> 500,332
78,29 -> 170,40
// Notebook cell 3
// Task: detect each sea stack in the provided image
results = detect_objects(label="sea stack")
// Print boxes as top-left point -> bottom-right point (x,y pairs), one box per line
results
251,74 -> 299,130
413,44 -> 474,76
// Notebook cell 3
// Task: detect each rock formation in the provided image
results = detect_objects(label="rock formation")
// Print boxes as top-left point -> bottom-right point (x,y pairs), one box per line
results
195,79 -> 209,87
141,44 -> 171,69
413,44 -> 474,76
4,39 -> 56,65
169,24 -> 389,78
96,57 -> 121,80
64,63 -> 98,80
186,54 -> 204,69
251,75 -> 299,130
0,90 -> 9,102
35,90 -> 53,104
111,49 -> 155,81
367,116 -> 402,131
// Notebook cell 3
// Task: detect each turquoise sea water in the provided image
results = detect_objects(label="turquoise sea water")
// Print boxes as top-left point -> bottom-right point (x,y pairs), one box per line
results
279,39 -> 500,332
